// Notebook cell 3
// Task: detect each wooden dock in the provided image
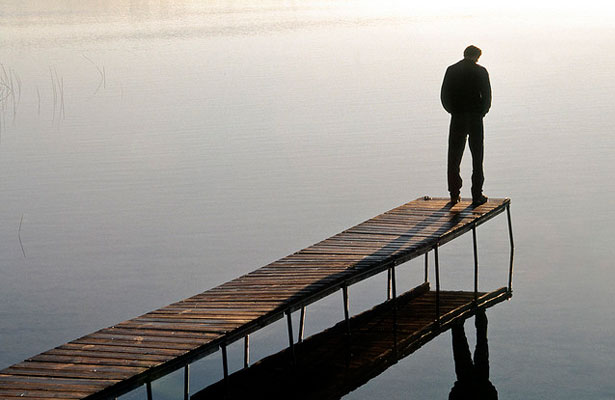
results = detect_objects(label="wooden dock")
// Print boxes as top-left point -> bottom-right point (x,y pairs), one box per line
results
0,197 -> 513,399
192,283 -> 511,399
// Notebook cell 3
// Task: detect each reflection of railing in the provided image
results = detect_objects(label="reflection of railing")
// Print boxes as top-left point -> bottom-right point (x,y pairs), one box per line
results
0,197 -> 513,400
507,204 -> 515,293
384,201 -> 514,325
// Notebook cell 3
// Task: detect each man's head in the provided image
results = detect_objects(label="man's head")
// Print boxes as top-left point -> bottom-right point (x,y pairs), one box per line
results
463,45 -> 482,62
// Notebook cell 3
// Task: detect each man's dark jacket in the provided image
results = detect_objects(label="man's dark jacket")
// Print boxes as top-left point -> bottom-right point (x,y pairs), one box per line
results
441,59 -> 491,115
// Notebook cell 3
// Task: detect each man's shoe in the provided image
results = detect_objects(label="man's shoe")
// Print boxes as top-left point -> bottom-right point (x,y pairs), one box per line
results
472,194 -> 488,206
450,194 -> 461,205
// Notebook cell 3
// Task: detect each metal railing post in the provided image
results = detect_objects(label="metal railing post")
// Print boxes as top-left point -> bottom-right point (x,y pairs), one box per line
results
342,285 -> 350,335
243,335 -> 250,368
221,344 -> 229,380
298,306 -> 306,343
183,365 -> 189,400
434,245 -> 440,322
391,267 -> 397,299
286,310 -> 295,364
424,251 -> 429,283
506,204 -> 515,294
387,268 -> 393,300
391,266 -> 398,356
472,225 -> 479,302
146,382 -> 153,400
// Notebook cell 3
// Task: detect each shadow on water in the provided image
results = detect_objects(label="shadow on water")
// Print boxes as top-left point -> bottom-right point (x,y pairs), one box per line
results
192,283 -> 509,400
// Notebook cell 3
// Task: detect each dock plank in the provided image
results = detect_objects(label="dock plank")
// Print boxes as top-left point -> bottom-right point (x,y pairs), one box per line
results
41,350 -> 170,364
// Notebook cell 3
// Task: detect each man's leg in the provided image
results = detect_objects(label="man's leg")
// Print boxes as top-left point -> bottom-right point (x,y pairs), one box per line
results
447,114 -> 467,200
451,321 -> 474,382
468,115 -> 485,200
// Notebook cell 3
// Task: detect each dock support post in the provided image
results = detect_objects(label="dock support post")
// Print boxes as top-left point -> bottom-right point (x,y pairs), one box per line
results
342,284 -> 352,364
388,267 -> 397,300
286,310 -> 295,364
243,335 -> 249,368
298,306 -> 306,343
434,245 -> 440,322
342,285 -> 350,335
390,267 -> 397,300
424,252 -> 429,283
387,267 -> 398,300
391,266 -> 398,356
387,269 -> 393,300
221,344 -> 229,380
183,365 -> 189,400
146,382 -> 153,400
472,225 -> 479,302
506,204 -> 515,294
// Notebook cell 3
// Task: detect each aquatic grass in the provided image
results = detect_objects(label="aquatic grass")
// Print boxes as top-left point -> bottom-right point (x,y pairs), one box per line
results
0,63 -> 22,137
0,64 -> 22,124
82,54 -> 106,94
18,214 -> 26,258
0,60 -> 109,132
49,66 -> 57,121
36,86 -> 41,116
49,66 -> 65,122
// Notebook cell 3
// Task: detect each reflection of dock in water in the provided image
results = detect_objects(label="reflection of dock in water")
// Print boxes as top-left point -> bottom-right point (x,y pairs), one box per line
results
0,197 -> 513,400
193,284 -> 510,399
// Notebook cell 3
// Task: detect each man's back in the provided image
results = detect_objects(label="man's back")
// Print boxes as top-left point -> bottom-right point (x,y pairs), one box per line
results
441,59 -> 491,115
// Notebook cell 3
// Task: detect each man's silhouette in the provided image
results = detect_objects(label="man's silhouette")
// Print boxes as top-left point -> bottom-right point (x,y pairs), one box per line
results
449,309 -> 498,400
441,45 -> 491,206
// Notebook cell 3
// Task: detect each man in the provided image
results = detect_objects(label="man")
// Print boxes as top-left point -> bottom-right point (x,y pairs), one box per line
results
441,45 -> 491,205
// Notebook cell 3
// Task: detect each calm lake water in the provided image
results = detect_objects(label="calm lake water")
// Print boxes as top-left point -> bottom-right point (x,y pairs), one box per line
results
1,1 -> 615,398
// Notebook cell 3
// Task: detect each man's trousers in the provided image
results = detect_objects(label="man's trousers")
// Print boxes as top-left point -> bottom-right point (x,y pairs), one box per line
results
447,112 -> 485,199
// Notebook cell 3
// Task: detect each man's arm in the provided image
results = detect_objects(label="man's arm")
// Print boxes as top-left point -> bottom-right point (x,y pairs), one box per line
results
480,68 -> 492,116
441,67 -> 453,113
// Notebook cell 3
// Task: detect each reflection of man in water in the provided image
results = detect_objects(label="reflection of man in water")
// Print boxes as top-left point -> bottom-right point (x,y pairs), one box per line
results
449,309 -> 498,399
441,45 -> 491,206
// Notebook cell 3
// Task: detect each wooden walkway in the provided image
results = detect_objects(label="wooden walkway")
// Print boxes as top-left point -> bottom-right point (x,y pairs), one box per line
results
0,197 -> 511,399
192,283 -> 511,399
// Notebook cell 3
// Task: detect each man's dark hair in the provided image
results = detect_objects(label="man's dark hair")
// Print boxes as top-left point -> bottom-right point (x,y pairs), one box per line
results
464,45 -> 482,59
